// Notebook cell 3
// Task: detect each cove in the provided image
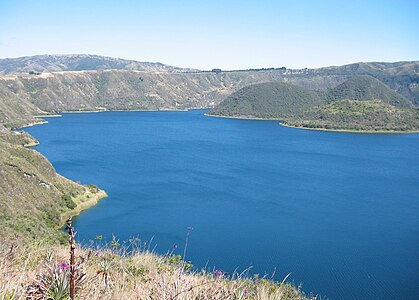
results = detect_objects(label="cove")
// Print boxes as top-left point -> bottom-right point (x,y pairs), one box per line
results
25,109 -> 419,299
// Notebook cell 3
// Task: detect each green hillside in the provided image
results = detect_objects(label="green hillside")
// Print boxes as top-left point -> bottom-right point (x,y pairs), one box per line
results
326,75 -> 412,108
0,98 -> 106,242
316,61 -> 419,105
209,76 -> 419,132
0,130 -> 91,241
284,100 -> 419,132
209,81 -> 326,119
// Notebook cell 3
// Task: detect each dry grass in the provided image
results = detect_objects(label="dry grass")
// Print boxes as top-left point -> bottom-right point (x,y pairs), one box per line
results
0,239 -> 312,300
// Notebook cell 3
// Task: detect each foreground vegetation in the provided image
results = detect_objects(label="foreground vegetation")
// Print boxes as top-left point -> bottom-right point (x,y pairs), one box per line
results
1,235 -> 311,300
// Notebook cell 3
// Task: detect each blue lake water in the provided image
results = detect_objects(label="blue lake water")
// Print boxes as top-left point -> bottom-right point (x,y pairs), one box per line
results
25,110 -> 419,299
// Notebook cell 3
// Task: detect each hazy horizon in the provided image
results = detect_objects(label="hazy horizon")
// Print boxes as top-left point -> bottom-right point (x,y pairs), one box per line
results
1,0 -> 418,70
1,53 -> 419,72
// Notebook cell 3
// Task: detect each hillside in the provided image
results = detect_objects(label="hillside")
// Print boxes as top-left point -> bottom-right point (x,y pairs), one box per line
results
0,81 -> 45,129
0,129 -> 106,242
0,54 -> 198,75
326,75 -> 412,108
209,76 -> 419,132
1,68 -> 348,115
208,81 -> 325,119
315,61 -> 419,105
0,55 -> 417,107
284,100 -> 419,132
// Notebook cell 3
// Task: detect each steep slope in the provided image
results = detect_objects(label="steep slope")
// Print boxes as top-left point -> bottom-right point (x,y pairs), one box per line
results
0,81 -> 46,129
0,130 -> 96,241
0,54 -> 198,75
208,81 -> 325,119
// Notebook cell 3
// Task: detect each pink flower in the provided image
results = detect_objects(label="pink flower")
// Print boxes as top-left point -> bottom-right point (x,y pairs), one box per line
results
214,269 -> 223,276
94,251 -> 100,257
58,262 -> 69,271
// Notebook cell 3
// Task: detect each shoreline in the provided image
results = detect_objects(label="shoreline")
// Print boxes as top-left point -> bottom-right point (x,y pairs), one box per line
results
33,114 -> 62,118
279,122 -> 419,134
59,108 -> 191,114
18,119 -> 48,129
205,113 -> 419,134
204,113 -> 280,121
17,118 -> 108,227
59,189 -> 107,226
24,140 -> 40,147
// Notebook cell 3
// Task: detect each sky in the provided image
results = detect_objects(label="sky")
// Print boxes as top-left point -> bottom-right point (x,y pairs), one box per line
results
0,0 -> 418,70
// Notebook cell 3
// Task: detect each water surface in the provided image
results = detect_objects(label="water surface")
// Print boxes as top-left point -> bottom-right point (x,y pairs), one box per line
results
25,110 -> 419,299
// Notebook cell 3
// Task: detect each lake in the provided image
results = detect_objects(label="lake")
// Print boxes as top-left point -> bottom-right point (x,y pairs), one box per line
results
25,109 -> 419,299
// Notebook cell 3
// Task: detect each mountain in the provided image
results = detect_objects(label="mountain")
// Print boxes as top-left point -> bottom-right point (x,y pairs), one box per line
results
0,54 -> 199,75
209,75 -> 419,132
0,55 -> 418,105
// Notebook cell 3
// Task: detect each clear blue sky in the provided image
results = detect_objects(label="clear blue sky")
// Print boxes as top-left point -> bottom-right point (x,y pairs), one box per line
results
0,0 -> 418,70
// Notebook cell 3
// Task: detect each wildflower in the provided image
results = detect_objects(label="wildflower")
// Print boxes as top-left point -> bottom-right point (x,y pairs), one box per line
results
187,226 -> 194,232
173,243 -> 178,249
214,269 -> 223,276
94,251 -> 100,257
58,262 -> 69,271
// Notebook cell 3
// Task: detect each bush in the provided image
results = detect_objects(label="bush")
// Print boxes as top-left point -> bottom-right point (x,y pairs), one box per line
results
62,194 -> 76,209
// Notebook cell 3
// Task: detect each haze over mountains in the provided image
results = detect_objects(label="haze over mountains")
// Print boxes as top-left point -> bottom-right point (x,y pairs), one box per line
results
0,54 -> 199,75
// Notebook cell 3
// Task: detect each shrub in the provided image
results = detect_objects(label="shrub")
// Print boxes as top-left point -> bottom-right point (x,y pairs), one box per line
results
61,194 -> 76,209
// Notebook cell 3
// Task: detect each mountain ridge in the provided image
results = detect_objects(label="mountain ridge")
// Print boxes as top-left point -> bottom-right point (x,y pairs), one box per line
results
1,55 -> 417,105
0,54 -> 200,75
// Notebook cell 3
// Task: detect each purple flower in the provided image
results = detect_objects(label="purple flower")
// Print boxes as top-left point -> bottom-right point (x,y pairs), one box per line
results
173,243 -> 178,249
58,262 -> 69,271
94,251 -> 100,257
214,269 -> 223,276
